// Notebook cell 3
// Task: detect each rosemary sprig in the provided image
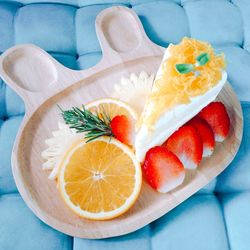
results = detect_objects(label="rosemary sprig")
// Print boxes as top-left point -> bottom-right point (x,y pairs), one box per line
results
59,105 -> 113,142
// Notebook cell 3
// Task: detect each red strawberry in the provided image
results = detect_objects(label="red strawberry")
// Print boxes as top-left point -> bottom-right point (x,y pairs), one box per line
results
142,146 -> 185,193
163,125 -> 203,169
187,116 -> 215,157
110,115 -> 134,145
198,102 -> 230,142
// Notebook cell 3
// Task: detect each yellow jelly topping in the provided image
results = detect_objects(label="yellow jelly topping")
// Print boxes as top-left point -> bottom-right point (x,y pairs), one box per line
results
143,37 -> 226,127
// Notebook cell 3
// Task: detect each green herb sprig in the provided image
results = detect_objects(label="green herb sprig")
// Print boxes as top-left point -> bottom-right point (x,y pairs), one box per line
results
59,105 -> 113,142
176,52 -> 210,74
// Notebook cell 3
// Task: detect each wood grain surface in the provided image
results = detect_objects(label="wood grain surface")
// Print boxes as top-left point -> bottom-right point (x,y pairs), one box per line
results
0,6 -> 243,239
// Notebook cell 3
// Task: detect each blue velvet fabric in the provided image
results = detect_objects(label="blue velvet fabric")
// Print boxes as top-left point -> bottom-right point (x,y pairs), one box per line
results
0,0 -> 249,249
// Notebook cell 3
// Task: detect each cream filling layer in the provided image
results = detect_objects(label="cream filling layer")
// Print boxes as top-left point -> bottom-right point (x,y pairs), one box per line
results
135,47 -> 227,162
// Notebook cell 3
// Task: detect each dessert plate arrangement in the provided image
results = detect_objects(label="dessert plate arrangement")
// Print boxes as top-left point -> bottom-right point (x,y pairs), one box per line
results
0,6 -> 243,239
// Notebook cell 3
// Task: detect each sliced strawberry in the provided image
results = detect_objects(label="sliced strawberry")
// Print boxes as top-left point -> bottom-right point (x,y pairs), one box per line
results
142,146 -> 185,193
187,116 -> 215,157
110,115 -> 134,145
198,102 -> 230,142
163,125 -> 203,169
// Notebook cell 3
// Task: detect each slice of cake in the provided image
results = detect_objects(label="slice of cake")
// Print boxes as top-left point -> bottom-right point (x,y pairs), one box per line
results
135,37 -> 226,162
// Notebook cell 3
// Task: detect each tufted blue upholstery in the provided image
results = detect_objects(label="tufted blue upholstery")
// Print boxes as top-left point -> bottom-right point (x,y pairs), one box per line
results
0,0 -> 249,249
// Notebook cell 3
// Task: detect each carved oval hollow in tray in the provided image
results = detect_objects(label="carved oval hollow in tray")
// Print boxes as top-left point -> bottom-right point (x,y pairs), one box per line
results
2,46 -> 58,92
0,6 -> 243,239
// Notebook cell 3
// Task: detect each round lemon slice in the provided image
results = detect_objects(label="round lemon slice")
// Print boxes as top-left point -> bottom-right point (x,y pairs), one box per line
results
58,136 -> 142,220
85,98 -> 138,121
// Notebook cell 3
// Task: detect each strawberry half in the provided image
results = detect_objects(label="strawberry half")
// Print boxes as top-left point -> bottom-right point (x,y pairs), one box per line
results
110,115 -> 134,145
142,146 -> 185,193
163,125 -> 203,169
187,116 -> 215,157
198,102 -> 230,142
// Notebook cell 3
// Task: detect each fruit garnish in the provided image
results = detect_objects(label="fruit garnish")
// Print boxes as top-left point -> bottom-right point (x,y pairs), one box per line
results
187,116 -> 215,157
163,125 -> 203,169
141,37 -> 226,126
142,146 -> 185,193
42,98 -> 138,180
60,98 -> 137,145
198,102 -> 230,142
86,98 -> 138,121
58,136 -> 141,220
110,115 -> 134,145
112,72 -> 154,114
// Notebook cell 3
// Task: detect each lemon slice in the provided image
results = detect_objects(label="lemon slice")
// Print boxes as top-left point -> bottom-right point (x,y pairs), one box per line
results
86,98 -> 138,121
58,136 -> 142,220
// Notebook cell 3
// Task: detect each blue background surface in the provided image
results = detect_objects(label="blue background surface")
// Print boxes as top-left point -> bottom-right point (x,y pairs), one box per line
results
0,0 -> 249,249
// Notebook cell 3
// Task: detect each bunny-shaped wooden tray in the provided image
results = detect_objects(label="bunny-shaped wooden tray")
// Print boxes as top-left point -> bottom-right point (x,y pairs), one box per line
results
0,6 -> 243,239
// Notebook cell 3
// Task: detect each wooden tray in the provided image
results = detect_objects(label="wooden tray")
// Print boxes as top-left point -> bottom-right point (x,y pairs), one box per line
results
0,6 -> 243,239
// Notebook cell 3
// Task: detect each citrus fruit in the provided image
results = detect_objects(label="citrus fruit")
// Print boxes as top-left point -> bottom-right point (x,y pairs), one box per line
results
86,98 -> 138,121
58,136 -> 142,220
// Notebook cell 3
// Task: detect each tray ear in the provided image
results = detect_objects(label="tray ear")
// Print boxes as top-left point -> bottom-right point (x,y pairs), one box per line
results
0,45 -> 58,93
0,44 -> 67,113
95,6 -> 163,63
0,44 -> 85,115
